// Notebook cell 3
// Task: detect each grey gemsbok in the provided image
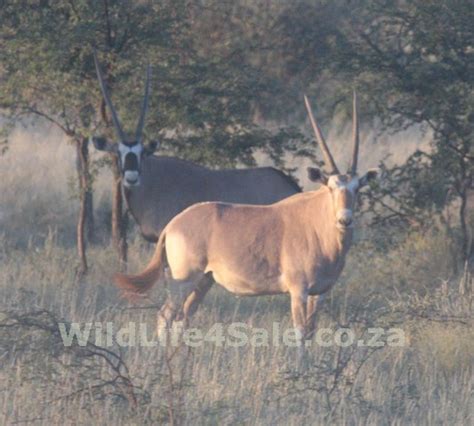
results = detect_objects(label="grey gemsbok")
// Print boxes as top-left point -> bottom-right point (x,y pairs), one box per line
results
115,92 -> 380,340
91,52 -> 301,320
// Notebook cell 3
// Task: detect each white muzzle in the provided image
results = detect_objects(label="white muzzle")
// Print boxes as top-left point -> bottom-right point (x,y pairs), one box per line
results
336,209 -> 353,228
123,170 -> 140,187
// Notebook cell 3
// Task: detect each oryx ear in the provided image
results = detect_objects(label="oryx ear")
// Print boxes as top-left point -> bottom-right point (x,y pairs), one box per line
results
91,136 -> 116,153
307,167 -> 328,184
360,168 -> 380,187
144,140 -> 159,156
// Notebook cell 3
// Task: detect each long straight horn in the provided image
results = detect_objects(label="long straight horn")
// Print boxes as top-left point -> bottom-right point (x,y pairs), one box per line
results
135,64 -> 152,142
304,95 -> 339,174
93,50 -> 126,141
350,90 -> 359,175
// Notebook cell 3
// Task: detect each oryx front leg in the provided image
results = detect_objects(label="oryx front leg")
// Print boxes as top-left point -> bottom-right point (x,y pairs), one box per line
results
306,294 -> 326,339
289,286 -> 308,344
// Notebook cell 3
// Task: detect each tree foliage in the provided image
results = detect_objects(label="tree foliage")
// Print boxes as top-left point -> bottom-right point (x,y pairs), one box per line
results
1,0 -> 473,264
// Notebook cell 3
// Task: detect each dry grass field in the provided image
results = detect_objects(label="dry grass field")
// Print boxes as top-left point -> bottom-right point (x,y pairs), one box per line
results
0,128 -> 472,425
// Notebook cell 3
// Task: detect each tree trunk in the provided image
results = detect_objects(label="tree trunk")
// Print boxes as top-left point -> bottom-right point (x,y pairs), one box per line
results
111,156 -> 128,270
85,187 -> 95,244
75,137 -> 95,243
75,137 -> 92,276
459,189 -> 472,264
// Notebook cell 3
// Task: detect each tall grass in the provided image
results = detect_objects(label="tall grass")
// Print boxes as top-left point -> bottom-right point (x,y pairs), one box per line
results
0,225 -> 472,424
0,128 -> 472,425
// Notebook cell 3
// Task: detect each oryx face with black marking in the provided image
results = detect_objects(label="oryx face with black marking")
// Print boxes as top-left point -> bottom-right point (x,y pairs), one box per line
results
91,51 -> 158,188
304,93 -> 379,231
92,137 -> 158,187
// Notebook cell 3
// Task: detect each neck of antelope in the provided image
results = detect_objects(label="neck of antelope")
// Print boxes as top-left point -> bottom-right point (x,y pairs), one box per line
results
311,188 -> 354,260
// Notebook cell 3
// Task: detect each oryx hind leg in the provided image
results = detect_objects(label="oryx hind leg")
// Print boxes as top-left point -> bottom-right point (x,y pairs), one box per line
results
156,276 -> 201,338
180,273 -> 213,325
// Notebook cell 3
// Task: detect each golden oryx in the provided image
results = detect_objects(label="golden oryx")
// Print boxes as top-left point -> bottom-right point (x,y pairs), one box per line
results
115,93 -> 379,339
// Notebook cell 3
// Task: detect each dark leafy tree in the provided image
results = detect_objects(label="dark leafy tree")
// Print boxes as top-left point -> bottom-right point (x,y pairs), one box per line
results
273,0 -> 474,264
0,0 -> 309,271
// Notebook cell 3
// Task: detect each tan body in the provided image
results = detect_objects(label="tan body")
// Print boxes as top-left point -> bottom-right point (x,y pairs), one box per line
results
167,189 -> 351,296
